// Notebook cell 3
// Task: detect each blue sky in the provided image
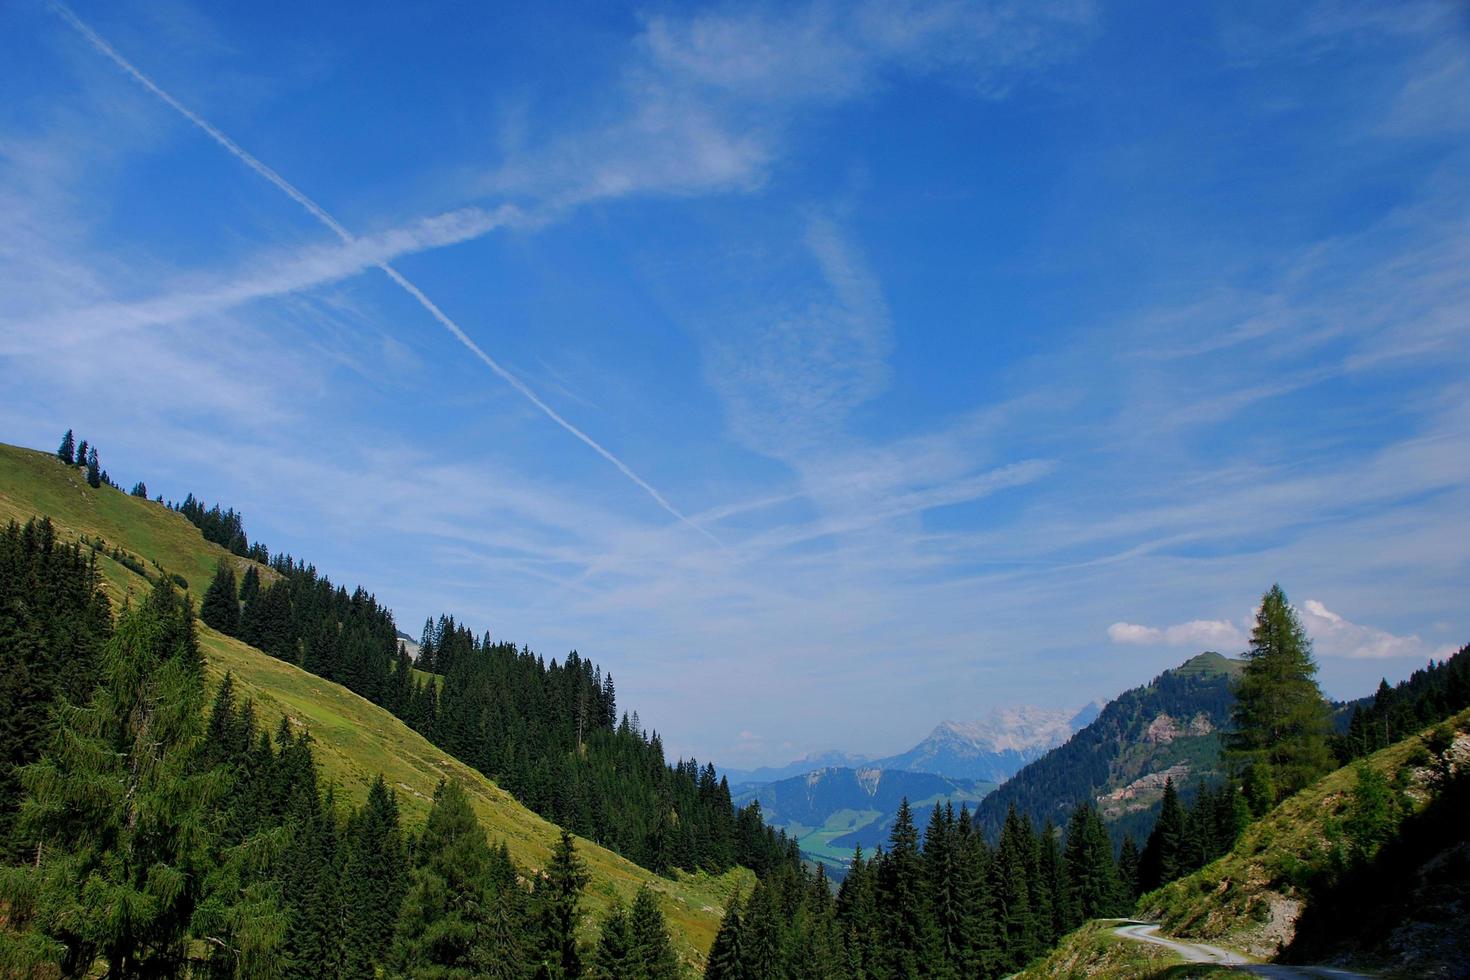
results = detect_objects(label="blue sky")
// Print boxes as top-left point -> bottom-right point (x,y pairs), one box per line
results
3,0 -> 1468,767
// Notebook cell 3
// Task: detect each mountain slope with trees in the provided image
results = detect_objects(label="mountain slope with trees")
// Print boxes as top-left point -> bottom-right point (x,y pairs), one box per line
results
974,652 -> 1243,842
0,441 -> 755,967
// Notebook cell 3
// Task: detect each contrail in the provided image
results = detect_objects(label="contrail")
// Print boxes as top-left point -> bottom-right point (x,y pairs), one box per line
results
51,1 -> 716,543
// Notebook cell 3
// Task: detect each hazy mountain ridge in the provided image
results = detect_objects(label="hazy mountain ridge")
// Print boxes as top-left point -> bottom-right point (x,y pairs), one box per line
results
729,702 -> 1100,788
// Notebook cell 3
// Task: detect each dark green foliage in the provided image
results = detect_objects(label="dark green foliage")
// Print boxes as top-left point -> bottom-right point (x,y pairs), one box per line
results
704,896 -> 744,980
200,562 -> 240,635
1138,778 -> 1243,893
342,776 -> 408,978
707,794 -> 1146,978
130,480 -> 148,497
0,518 -> 110,853
1228,584 -> 1334,805
0,579 -> 237,976
174,492 -> 263,559
1118,834 -> 1140,900
592,886 -> 681,980
84,446 -> 100,489
534,829 -> 590,978
1061,804 -> 1124,927
56,429 -> 74,465
1334,645 -> 1470,763
390,779 -> 529,979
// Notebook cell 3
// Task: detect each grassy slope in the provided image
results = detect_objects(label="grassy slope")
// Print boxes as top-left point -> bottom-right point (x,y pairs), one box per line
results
1139,707 -> 1470,965
1014,921 -> 1229,980
0,443 -> 742,967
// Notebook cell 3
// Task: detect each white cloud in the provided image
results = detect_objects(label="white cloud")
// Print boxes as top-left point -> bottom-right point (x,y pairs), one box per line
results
1109,600 -> 1452,663
1299,598 -> 1449,660
1107,618 -> 1245,649
486,0 -> 1096,205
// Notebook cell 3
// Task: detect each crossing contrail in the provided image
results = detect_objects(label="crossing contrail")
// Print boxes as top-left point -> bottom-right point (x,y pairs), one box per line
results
51,1 -> 716,543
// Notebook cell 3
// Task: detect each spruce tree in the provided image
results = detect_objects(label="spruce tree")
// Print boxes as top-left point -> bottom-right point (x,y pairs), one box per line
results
1139,778 -> 1186,892
0,580 -> 234,976
1062,803 -> 1123,926
536,829 -> 589,978
878,798 -> 925,978
342,775 -> 407,978
57,429 -> 75,464
1118,835 -> 1141,901
1228,584 -> 1334,805
391,779 -> 516,979
200,562 -> 241,635
627,885 -> 680,979
704,895 -> 745,980
85,446 -> 101,489
74,439 -> 88,468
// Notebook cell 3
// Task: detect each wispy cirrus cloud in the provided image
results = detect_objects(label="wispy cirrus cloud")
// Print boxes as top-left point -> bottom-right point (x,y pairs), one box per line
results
486,0 -> 1096,205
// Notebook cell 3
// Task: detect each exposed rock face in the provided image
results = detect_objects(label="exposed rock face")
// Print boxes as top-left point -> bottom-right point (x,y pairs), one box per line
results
1144,711 -> 1215,744
1096,763 -> 1191,818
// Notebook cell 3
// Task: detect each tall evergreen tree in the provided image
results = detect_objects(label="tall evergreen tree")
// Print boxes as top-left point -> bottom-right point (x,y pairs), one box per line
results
0,580 -> 266,977
342,775 -> 407,978
627,885 -> 681,979
57,429 -> 75,464
74,439 -> 88,468
85,446 -> 101,489
1139,778 -> 1187,892
391,779 -> 520,979
1062,803 -> 1123,927
200,563 -> 241,635
1228,584 -> 1334,809
877,798 -> 925,978
535,829 -> 589,978
704,895 -> 745,980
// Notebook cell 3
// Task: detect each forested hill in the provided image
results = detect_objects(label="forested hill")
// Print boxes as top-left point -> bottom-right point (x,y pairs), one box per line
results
974,651 -> 1242,840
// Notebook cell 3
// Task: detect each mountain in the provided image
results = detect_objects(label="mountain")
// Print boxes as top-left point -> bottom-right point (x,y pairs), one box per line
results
974,651 -> 1243,841
722,749 -> 872,785
0,442 -> 738,963
730,702 -> 1099,788
874,703 -> 1102,782
733,766 -> 995,875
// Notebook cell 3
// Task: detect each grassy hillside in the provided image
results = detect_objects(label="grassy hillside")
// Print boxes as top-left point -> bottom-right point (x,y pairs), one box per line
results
0,443 -> 742,967
1139,707 -> 1470,974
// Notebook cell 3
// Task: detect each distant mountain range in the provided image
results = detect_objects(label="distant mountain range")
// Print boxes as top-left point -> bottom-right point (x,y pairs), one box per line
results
732,767 -> 995,876
875,703 -> 1103,782
724,702 -> 1100,787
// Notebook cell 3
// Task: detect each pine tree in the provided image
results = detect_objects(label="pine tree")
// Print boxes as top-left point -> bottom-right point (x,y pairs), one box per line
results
57,429 -> 75,464
342,775 -> 407,978
131,481 -> 148,498
704,895 -> 745,980
1062,803 -> 1123,926
201,562 -> 241,635
627,885 -> 680,979
85,446 -> 101,489
391,779 -> 518,979
1228,584 -> 1334,805
0,580 -> 238,976
74,439 -> 88,467
589,901 -> 633,980
1118,835 -> 1141,901
536,829 -> 589,978
1139,778 -> 1186,892
878,798 -> 925,978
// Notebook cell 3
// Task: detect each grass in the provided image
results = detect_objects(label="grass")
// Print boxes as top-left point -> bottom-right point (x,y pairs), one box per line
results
1014,920 -> 1232,979
0,442 -> 742,970
795,808 -> 883,864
